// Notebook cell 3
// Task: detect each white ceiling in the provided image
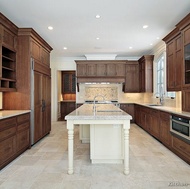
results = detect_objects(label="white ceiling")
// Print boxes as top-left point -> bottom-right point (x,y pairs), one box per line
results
1,0 -> 190,58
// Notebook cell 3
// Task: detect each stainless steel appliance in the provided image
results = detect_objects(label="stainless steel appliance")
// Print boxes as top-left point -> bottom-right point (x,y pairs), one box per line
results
170,115 -> 190,141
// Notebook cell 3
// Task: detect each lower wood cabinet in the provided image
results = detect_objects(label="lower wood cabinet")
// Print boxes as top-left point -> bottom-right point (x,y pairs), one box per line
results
160,111 -> 172,148
172,136 -> 190,164
120,104 -> 134,122
0,113 -> 30,169
134,104 -> 190,165
61,101 -> 76,120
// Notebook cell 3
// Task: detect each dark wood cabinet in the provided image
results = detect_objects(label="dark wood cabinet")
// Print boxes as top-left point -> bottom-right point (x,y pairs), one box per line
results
134,105 -> 141,126
124,62 -> 139,92
0,14 -> 18,92
0,113 -> 30,169
120,103 -> 134,122
75,60 -> 126,83
163,28 -> 182,91
138,55 -> 154,92
61,101 -> 76,120
62,71 -> 76,94
172,136 -> 190,164
150,109 -> 160,139
3,28 -> 52,145
160,111 -> 172,148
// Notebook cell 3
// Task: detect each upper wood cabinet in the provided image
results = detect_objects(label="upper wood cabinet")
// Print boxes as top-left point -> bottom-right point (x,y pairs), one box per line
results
0,13 -> 18,92
124,61 -> 139,93
62,71 -> 76,94
75,60 -> 126,84
138,55 -> 154,92
163,28 -> 182,91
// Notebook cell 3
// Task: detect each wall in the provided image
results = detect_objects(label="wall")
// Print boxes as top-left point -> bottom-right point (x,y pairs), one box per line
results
50,55 -> 85,121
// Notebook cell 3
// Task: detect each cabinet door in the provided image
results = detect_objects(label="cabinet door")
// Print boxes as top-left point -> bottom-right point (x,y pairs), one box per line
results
0,25 -> 17,50
41,47 -> 50,67
150,109 -> 160,139
34,71 -> 43,143
42,75 -> 51,135
31,39 -> 41,61
160,111 -> 171,147
125,64 -> 139,92
134,105 -> 141,126
96,64 -> 106,76
175,35 -> 182,90
87,64 -> 96,76
77,64 -> 87,76
62,71 -> 76,93
167,41 -> 175,90
106,64 -> 116,76
182,89 -> 190,111
139,61 -> 145,92
116,64 -> 125,76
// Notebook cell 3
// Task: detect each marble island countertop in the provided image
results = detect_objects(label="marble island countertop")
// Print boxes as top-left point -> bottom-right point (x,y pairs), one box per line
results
0,110 -> 31,120
65,104 -> 132,120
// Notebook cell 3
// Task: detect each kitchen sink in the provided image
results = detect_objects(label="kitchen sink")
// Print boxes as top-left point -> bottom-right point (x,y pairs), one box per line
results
148,104 -> 162,106
97,110 -> 122,112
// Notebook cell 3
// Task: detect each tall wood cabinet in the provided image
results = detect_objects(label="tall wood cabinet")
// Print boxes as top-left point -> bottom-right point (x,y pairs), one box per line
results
163,28 -> 182,91
3,28 -> 53,145
138,55 -> 154,92
0,13 -> 18,92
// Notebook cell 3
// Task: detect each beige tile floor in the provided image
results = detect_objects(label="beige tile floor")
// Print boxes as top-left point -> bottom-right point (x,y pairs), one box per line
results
0,122 -> 190,189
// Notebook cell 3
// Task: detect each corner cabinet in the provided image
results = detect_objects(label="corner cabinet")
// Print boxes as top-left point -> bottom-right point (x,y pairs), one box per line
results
0,13 -> 18,92
3,28 -> 53,145
138,55 -> 154,92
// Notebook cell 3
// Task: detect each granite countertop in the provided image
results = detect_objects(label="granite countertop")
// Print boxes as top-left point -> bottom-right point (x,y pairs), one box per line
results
0,110 -> 31,120
136,103 -> 190,117
65,104 -> 132,120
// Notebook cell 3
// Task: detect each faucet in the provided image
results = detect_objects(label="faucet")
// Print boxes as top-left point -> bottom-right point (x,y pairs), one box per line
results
93,95 -> 105,114
159,86 -> 164,105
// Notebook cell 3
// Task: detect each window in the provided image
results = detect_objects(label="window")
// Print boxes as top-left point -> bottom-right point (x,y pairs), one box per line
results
156,53 -> 175,98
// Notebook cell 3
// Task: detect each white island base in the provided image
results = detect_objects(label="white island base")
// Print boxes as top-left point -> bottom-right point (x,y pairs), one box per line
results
65,104 -> 132,175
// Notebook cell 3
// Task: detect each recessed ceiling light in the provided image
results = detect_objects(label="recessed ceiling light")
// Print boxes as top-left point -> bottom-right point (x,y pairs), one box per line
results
96,37 -> 100,40
48,26 -> 53,30
63,47 -> 67,50
150,43 -> 153,46
95,15 -> 101,19
143,25 -> 148,29
156,37 -> 160,39
129,46 -> 133,49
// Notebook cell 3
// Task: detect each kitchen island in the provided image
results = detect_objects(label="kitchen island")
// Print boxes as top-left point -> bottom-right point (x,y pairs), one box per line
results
65,104 -> 132,175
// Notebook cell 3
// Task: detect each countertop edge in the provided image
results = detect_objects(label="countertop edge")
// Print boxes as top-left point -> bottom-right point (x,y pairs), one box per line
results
0,110 -> 31,120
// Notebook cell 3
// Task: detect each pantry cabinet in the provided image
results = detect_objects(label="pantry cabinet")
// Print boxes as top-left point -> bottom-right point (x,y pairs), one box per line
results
62,71 -> 76,94
0,13 -> 18,92
0,113 -> 30,169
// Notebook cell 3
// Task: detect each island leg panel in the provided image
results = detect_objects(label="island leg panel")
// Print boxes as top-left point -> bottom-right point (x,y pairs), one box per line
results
67,121 -> 74,174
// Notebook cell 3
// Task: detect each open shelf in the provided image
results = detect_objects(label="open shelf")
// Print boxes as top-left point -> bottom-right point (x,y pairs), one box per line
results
0,46 -> 16,91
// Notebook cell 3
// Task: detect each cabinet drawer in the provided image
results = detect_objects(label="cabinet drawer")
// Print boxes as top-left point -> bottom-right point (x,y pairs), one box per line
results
172,136 -> 190,160
17,113 -> 30,124
17,129 -> 30,152
0,117 -> 17,130
0,126 -> 16,141
17,122 -> 30,132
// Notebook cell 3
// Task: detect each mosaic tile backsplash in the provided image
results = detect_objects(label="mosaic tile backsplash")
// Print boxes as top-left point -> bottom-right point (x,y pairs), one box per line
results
85,87 -> 118,100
